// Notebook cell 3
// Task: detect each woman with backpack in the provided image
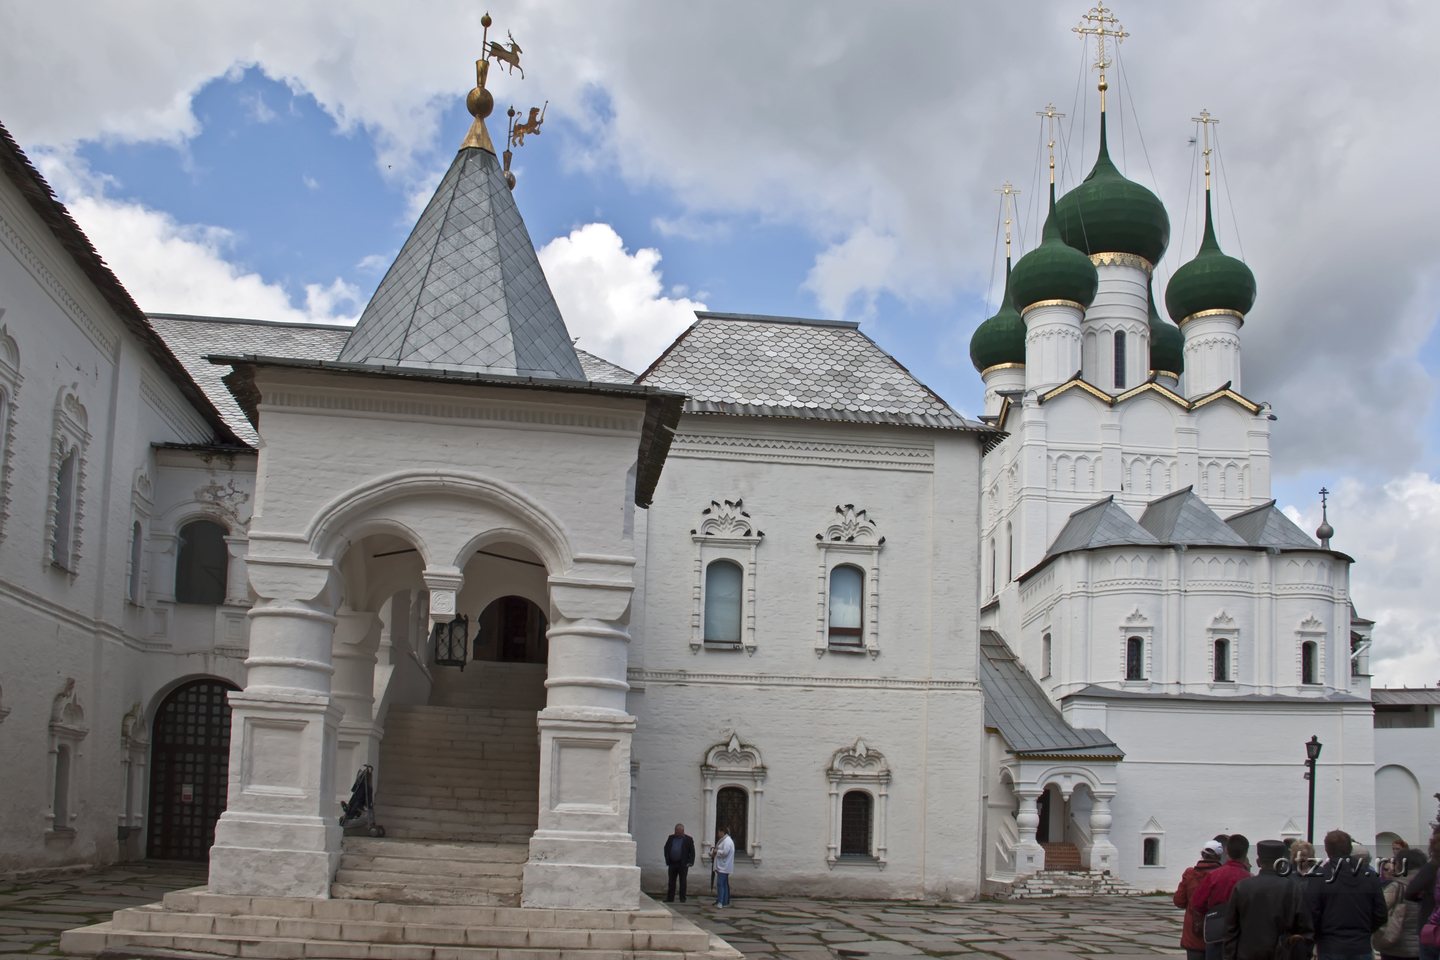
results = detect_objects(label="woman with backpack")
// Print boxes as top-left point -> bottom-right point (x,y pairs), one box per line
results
1376,849 -> 1426,960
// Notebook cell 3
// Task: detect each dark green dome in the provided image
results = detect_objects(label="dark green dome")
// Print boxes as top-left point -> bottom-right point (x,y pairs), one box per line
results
970,262 -> 1027,373
1147,281 -> 1184,376
1054,112 -> 1170,265
1164,190 -> 1257,323
1010,185 -> 1099,312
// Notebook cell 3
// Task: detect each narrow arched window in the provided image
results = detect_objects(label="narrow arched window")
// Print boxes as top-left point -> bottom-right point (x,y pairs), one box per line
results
1126,636 -> 1145,680
703,559 -> 743,643
1143,836 -> 1161,866
175,519 -> 229,605
1042,633 -> 1053,679
1114,331 -> 1127,389
53,744 -> 71,831
716,785 -> 748,854
828,564 -> 864,644
840,790 -> 874,856
1301,641 -> 1318,685
1006,522 -> 1014,583
1214,638 -> 1231,682
988,538 -> 997,596
52,449 -> 77,569
128,522 -> 144,604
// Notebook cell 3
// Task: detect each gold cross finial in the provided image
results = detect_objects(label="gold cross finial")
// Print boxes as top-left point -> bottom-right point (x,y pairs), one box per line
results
1036,104 -> 1066,184
1073,4 -> 1128,110
994,182 -> 1021,261
1191,108 -> 1219,190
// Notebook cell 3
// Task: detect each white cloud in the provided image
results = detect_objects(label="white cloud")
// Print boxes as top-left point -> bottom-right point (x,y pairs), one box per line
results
803,227 -> 901,320
537,223 -> 703,374
1285,474 -> 1440,689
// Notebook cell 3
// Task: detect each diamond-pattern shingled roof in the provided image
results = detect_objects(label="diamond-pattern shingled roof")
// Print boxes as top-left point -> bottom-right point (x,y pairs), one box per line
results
1139,487 -> 1248,546
337,146 -> 583,380
636,312 -> 983,430
1225,500 -> 1319,549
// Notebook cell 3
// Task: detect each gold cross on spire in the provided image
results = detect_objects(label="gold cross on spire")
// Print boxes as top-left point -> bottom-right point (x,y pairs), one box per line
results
1192,108 -> 1219,190
994,181 -> 1021,261
1036,103 -> 1066,184
1073,4 -> 1128,110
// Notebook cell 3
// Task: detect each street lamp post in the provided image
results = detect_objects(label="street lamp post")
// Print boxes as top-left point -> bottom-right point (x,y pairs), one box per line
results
1305,736 -> 1323,844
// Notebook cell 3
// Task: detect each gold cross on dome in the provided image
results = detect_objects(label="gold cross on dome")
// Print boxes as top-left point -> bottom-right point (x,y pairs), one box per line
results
994,182 -> 1021,260
1036,103 -> 1066,183
1192,108 -> 1219,187
1074,4 -> 1129,106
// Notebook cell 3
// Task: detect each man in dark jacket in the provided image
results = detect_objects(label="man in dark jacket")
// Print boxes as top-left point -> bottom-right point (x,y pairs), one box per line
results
1405,834 -> 1440,960
1196,836 -> 1256,960
663,823 -> 696,903
1225,839 -> 1312,960
1309,830 -> 1388,960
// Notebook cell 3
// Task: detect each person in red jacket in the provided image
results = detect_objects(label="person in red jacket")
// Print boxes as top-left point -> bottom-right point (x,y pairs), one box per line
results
1193,835 -> 1255,960
1177,840 -> 1228,960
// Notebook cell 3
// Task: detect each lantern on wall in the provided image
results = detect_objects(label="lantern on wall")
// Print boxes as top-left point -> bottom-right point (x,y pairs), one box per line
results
432,615 -> 470,669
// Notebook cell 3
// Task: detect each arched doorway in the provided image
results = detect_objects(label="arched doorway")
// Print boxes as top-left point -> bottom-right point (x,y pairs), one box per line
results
476,595 -> 548,663
147,678 -> 238,861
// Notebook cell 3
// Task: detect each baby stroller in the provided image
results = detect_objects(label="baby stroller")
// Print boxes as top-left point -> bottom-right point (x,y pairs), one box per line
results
339,764 -> 385,837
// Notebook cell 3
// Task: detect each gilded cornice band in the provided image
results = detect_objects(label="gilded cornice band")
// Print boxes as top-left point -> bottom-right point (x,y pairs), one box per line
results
981,362 -> 1025,376
1152,370 -> 1180,381
1021,299 -> 1085,318
1178,307 -> 1244,327
1089,251 -> 1154,275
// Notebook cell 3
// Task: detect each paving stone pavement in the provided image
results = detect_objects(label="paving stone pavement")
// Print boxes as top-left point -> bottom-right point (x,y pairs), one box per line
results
0,861 -> 206,957
669,892 -> 1187,959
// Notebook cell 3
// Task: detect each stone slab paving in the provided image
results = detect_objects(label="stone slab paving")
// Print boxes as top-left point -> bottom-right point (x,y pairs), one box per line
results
671,893 -> 1186,959
0,862 -> 206,957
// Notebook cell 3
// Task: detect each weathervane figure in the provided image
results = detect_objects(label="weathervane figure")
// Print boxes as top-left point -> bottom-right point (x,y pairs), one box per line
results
465,12 -> 544,190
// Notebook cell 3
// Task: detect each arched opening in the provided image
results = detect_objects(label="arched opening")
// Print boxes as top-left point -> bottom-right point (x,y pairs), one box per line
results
52,448 -> 77,569
128,521 -> 144,603
174,519 -> 229,605
476,595 -> 548,664
828,564 -> 864,645
1143,836 -> 1161,865
1006,522 -> 1014,583
1214,638 -> 1231,682
1301,641 -> 1318,685
1126,636 -> 1145,680
704,559 -> 743,644
840,790 -> 874,857
1113,331 -> 1127,389
716,786 -> 748,856
1042,633 -> 1053,679
147,678 -> 238,860
52,744 -> 71,831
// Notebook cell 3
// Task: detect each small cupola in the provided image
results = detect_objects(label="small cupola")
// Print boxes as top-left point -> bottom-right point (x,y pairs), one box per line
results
1054,111 -> 1171,267
1147,280 -> 1184,382
1010,184 -> 1101,313
1164,188 -> 1257,325
970,262 -> 1027,373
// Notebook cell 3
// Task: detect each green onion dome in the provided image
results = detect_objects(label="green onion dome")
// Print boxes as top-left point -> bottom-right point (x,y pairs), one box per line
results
1010,184 -> 1100,312
1147,280 -> 1184,376
1054,112 -> 1170,266
1164,190 -> 1256,323
970,261 -> 1027,373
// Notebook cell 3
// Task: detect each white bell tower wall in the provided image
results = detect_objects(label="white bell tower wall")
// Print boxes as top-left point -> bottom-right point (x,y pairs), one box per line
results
1080,259 -> 1150,394
1182,310 -> 1244,397
1024,302 -> 1084,393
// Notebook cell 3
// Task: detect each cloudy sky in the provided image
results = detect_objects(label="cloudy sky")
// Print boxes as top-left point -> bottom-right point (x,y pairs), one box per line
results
2,0 -> 1438,685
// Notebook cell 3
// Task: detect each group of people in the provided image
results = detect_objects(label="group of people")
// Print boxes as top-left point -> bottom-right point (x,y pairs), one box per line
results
662,823 -> 735,907
1175,830 -> 1440,960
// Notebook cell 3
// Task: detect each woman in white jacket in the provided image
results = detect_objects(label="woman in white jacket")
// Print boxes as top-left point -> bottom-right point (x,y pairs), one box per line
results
713,827 -> 735,907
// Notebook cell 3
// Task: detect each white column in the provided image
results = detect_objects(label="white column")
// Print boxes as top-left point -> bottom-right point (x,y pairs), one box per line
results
149,532 -> 179,603
1181,310 -> 1243,397
1024,302 -> 1084,393
981,364 -> 1026,417
1087,792 -> 1119,874
208,550 -> 344,898
222,535 -> 250,606
1082,261 -> 1150,392
522,578 -> 641,910
1015,789 -> 1046,876
331,606 -> 381,805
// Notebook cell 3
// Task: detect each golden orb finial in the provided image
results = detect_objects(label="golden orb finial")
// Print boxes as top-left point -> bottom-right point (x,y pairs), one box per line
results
481,12 -> 491,28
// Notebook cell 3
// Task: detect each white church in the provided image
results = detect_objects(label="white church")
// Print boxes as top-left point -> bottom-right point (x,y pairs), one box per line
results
0,14 -> 1431,958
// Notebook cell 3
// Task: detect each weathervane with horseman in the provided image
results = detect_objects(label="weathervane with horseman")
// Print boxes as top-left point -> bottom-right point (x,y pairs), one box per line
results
463,11 -> 546,190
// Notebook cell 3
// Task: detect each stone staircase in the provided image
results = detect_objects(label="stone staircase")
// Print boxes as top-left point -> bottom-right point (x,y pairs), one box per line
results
1009,869 -> 1142,899
61,886 -> 743,960
332,837 -> 526,906
375,703 -> 539,844
1040,842 -> 1083,871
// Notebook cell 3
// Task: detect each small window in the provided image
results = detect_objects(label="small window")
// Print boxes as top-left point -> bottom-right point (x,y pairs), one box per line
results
53,744 -> 71,831
1042,633 -> 1053,680
1301,641 -> 1318,685
988,539 -> 997,596
1114,331 -> 1126,389
52,449 -> 77,569
1006,523 -> 1014,583
128,522 -> 144,604
1143,836 -> 1161,865
175,520 -> 229,605
1214,638 -> 1231,682
1126,636 -> 1145,680
840,790 -> 873,856
703,560 -> 743,643
716,785 -> 748,854
828,564 -> 864,644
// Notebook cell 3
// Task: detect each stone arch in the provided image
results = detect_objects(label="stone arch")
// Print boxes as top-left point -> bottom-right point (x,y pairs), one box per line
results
1375,764 -> 1423,844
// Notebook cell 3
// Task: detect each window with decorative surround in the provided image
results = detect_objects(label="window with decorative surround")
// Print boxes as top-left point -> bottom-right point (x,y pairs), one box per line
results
46,385 -> 89,574
826,738 -> 888,867
0,323 -> 21,543
1120,609 -> 1152,683
815,505 -> 884,658
46,678 -> 87,838
127,470 -> 153,607
701,734 -> 765,864
1209,611 -> 1239,685
1297,616 -> 1325,687
690,499 -> 763,655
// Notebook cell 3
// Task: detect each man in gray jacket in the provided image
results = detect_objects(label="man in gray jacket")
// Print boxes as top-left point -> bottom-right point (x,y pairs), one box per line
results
1225,840 -> 1313,960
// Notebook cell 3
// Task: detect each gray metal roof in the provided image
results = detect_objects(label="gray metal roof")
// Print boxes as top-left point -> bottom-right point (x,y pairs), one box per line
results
1372,689 -> 1440,706
149,314 -> 350,445
1063,684 -> 1371,705
575,349 -> 636,384
979,631 -> 1124,759
1046,497 -> 1160,558
636,312 -> 987,431
1139,487 -> 1249,546
1225,500 -> 1319,549
337,146 -> 584,380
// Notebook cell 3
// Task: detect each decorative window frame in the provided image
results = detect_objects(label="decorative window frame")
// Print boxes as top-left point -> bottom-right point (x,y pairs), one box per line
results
815,505 -> 884,658
1139,816 -> 1165,868
45,384 -> 90,575
127,469 -> 153,607
119,701 -> 148,840
1120,609 -> 1152,684
1208,611 -> 1239,685
826,738 -> 889,868
690,499 -> 763,655
1297,615 -> 1326,686
701,733 -> 764,864
0,322 -> 21,542
45,678 -> 87,838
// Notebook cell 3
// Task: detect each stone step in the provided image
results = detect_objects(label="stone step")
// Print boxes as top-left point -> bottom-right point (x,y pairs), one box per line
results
332,880 -> 521,907
374,805 -> 537,826
387,705 -> 539,721
381,796 -> 536,814
378,825 -> 534,844
1040,842 -> 1084,870
342,839 -> 530,862
375,785 -> 537,801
